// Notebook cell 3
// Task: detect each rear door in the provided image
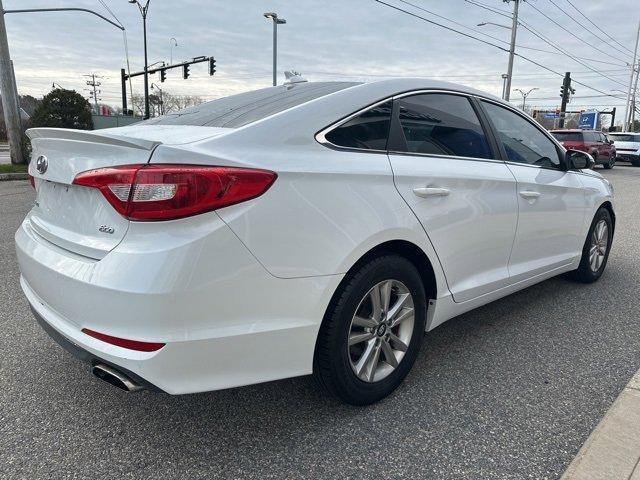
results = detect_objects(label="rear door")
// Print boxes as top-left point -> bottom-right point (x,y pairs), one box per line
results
387,92 -> 518,303
478,100 -> 587,282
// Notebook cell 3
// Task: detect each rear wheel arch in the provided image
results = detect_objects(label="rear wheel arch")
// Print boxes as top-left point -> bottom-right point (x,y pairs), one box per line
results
317,240 -> 438,339
342,240 -> 438,301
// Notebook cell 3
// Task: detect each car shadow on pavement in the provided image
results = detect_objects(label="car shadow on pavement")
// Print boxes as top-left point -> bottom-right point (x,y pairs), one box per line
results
18,255 -> 639,478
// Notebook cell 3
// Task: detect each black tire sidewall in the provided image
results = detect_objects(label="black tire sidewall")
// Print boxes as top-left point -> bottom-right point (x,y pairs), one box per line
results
574,208 -> 613,282
315,255 -> 427,405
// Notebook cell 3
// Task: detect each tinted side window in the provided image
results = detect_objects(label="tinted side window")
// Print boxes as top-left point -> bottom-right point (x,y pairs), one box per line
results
481,101 -> 562,169
324,101 -> 392,150
395,94 -> 492,159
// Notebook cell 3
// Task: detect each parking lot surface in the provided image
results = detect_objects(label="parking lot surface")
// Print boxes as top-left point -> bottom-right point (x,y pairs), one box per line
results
1,166 -> 640,479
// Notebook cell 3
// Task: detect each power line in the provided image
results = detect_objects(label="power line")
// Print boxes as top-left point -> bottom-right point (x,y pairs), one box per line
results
463,0 -> 628,68
555,0 -> 635,56
524,1 -> 631,65
372,0 -> 626,101
515,20 -> 629,88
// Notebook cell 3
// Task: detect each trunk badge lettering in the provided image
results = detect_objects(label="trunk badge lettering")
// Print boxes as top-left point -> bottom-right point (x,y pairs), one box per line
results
99,225 -> 115,234
36,155 -> 48,174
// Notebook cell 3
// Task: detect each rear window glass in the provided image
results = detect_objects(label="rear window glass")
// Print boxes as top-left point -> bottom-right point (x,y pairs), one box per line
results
324,101 -> 392,150
140,82 -> 359,128
610,133 -> 640,142
551,132 -> 583,142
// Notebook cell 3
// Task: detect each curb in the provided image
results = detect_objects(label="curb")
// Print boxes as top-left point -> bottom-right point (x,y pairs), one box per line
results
562,370 -> 640,480
0,173 -> 29,181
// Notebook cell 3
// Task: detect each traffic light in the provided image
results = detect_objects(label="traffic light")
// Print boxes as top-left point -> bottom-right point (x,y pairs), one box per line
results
183,64 -> 190,80
209,58 -> 217,76
160,69 -> 166,83
560,85 -> 565,98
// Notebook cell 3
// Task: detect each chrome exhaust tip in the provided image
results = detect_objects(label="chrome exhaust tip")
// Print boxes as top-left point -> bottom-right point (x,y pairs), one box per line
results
91,363 -> 143,392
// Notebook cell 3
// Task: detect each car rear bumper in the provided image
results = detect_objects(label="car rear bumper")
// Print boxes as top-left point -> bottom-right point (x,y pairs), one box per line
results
16,213 -> 342,394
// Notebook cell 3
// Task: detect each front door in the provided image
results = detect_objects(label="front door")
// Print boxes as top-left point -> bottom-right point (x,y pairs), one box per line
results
479,100 -> 587,282
388,92 -> 518,303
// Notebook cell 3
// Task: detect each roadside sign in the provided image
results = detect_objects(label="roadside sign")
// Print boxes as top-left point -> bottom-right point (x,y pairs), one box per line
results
579,112 -> 597,129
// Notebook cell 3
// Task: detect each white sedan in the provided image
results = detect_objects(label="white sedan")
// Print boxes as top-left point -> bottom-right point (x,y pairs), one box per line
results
16,79 -> 614,405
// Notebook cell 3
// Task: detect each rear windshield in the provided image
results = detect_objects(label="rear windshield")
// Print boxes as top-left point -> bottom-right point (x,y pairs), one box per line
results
609,133 -> 640,142
140,82 -> 359,128
551,131 -> 583,142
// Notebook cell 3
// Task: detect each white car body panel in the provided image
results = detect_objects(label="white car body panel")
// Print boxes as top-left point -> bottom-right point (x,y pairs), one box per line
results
389,153 -> 518,303
505,165 -> 587,281
15,79 -> 615,394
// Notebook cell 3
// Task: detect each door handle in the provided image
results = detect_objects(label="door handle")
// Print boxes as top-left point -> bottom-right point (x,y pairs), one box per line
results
413,186 -> 450,198
519,190 -> 541,199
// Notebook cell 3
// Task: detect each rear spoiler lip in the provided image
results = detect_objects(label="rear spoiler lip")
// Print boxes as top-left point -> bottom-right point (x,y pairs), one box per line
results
26,127 -> 161,151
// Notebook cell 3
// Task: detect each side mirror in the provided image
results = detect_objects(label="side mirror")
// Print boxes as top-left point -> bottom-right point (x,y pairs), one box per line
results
566,149 -> 595,170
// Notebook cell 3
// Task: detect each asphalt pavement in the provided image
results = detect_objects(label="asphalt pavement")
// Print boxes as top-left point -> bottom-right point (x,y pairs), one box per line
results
1,166 -> 640,479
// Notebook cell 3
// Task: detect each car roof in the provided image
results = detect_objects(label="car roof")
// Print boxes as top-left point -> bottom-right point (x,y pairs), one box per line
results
351,77 -> 504,102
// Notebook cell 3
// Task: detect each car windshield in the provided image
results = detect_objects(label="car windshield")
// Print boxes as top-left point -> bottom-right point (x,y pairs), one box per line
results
551,132 -> 583,142
140,82 -> 359,128
609,133 -> 640,142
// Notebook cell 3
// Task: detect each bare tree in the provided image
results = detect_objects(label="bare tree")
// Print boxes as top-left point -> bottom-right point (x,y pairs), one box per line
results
129,91 -> 203,117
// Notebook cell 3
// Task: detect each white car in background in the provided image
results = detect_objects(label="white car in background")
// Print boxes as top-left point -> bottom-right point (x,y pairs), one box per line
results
609,132 -> 640,166
16,79 -> 615,405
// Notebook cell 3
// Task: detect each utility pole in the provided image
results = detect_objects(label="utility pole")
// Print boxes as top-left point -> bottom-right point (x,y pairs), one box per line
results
628,61 -> 640,131
0,0 -> 23,164
624,20 -> 640,132
264,13 -> 286,86
559,72 -> 574,129
504,0 -> 520,102
85,74 -> 102,114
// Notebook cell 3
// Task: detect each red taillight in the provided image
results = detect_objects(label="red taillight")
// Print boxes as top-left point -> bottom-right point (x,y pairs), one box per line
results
72,164 -> 276,221
82,328 -> 165,352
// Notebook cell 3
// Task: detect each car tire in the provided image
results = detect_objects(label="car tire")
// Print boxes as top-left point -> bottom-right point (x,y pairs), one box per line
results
632,158 -> 640,167
313,254 -> 427,405
567,207 -> 613,283
603,154 -> 615,169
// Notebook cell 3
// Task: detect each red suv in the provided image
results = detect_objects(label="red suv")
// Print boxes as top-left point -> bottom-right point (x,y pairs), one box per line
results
550,129 -> 616,169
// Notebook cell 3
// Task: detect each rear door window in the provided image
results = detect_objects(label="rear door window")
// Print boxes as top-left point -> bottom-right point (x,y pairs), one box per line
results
392,93 -> 492,159
324,101 -> 392,151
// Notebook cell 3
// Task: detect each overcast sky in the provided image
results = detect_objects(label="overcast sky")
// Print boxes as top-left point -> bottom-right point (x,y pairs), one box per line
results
3,0 -> 639,115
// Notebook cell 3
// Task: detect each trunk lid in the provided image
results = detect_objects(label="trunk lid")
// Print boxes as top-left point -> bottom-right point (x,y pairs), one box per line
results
26,126 -> 228,259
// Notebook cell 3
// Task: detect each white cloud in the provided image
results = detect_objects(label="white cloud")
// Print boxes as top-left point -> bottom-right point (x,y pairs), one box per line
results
4,0 -> 637,112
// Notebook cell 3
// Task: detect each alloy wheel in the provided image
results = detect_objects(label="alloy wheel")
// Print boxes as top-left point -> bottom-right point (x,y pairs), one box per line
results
348,280 -> 415,383
589,219 -> 609,272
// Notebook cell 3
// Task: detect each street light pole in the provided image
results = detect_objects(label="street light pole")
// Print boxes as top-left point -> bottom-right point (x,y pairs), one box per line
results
130,0 -> 151,119
169,37 -> 177,65
501,74 -> 509,100
0,5 -> 125,164
478,17 -> 518,101
514,87 -> 538,111
264,12 -> 286,86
